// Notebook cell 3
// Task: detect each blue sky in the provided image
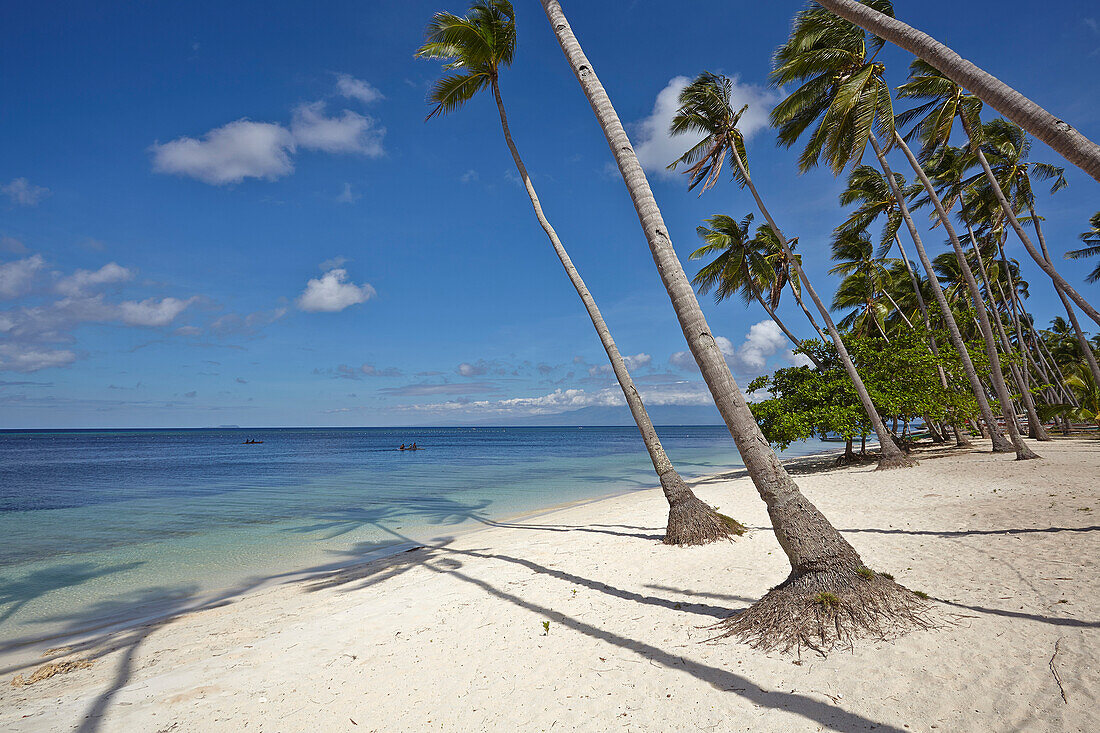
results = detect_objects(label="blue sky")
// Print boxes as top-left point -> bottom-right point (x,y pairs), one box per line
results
2,0 -> 1098,428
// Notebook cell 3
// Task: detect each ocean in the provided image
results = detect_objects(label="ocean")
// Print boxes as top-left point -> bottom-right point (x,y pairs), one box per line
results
0,426 -> 829,651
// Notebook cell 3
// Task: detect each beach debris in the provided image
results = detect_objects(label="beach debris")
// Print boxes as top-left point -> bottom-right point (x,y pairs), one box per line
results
1049,638 -> 1068,703
11,659 -> 94,687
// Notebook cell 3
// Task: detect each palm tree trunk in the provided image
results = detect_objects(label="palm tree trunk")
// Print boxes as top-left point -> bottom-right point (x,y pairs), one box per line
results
1028,205 -> 1100,391
539,0 -> 927,651
791,284 -> 828,343
489,79 -> 739,545
972,232 -> 1049,440
867,134 -> 1014,453
994,277 -> 1050,438
814,0 -> 1100,183
956,117 -> 1100,326
727,143 -> 911,468
880,286 -> 914,330
889,131 -> 1040,458
751,291 -> 823,369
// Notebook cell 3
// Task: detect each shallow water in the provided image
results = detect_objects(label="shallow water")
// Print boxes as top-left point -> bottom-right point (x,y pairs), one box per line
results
0,426 -> 830,647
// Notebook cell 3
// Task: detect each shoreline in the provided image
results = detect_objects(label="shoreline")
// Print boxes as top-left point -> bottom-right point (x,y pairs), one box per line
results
5,438 -> 1095,731
0,445 -> 848,672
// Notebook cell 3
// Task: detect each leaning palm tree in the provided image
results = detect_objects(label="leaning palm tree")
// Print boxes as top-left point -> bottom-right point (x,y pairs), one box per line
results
415,0 -> 741,545
809,0 -> 1100,182
539,0 -> 928,653
896,62 -> 1099,327
691,213 -> 823,368
771,1 -> 1025,456
898,65 -> 1098,425
669,69 -> 914,470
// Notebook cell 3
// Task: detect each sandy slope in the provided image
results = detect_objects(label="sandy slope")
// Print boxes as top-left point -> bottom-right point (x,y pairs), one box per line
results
2,438 -> 1097,732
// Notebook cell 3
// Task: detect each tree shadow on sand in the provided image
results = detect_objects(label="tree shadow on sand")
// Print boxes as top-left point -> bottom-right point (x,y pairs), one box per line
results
5,577 -> 273,733
413,553 -> 909,733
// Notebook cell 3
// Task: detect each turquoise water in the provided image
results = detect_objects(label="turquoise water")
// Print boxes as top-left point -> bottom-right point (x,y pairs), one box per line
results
0,426 -> 830,651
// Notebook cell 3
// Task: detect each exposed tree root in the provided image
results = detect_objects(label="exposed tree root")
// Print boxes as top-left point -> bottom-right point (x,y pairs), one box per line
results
875,452 -> 917,470
708,567 -> 932,656
663,494 -> 745,546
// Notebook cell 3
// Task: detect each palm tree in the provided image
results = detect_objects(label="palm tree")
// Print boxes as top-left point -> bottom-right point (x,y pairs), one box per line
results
829,229 -> 905,338
840,167 -> 968,443
1065,365 -> 1100,430
753,226 -> 830,343
897,63 -> 1100,327
1067,213 -> 1100,283
898,66 -> 1100,405
538,0 -> 927,653
771,1 -> 1022,455
839,166 -> 928,321
415,0 -> 741,545
690,214 -> 824,368
669,69 -> 914,470
809,0 -> 1100,182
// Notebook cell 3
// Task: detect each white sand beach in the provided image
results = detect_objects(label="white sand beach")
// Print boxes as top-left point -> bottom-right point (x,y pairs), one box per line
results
2,438 -> 1098,732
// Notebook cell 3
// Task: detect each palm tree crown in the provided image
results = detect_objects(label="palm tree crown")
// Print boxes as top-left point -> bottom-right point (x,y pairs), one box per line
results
770,0 -> 896,173
414,0 -> 515,119
667,71 -> 752,193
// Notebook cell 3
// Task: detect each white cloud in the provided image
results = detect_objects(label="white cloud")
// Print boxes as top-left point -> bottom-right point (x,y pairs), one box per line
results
0,344 -> 76,372
296,268 -> 375,312
2,178 -> 51,206
117,296 -> 197,327
460,169 -> 479,183
335,74 -> 383,104
150,119 -> 296,185
401,380 -> 717,418
291,102 -> 384,157
633,76 -> 778,180
175,325 -> 202,336
54,262 -> 133,296
670,320 -> 788,376
733,321 -> 788,371
0,254 -> 46,299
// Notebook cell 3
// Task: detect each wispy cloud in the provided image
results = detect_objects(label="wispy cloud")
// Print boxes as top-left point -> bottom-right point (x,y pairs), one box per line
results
335,74 -> 383,104
2,178 -> 51,206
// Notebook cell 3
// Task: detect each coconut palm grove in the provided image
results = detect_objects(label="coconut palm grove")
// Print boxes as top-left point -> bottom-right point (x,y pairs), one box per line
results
1,1 -> 1098,730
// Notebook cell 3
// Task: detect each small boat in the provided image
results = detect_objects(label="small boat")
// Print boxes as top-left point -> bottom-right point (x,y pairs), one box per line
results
243,439 -> 264,444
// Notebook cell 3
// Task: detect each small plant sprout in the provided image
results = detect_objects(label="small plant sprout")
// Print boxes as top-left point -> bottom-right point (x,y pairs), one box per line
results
571,589 -> 577,597
814,592 -> 841,610
541,621 -> 550,636
879,571 -> 895,580
856,567 -> 874,580
913,590 -> 930,600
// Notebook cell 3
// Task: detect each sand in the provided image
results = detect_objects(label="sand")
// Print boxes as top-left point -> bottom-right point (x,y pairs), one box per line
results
2,438 -> 1097,732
